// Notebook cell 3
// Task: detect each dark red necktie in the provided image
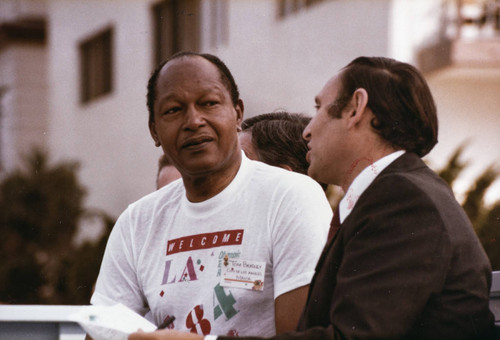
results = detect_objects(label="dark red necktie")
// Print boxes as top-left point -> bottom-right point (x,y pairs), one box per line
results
327,206 -> 341,243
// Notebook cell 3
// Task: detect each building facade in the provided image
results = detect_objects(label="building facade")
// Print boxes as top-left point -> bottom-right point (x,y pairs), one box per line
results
1,0 -> 499,218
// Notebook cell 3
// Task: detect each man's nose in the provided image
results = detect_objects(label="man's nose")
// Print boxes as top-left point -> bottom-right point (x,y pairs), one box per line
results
302,123 -> 312,141
184,105 -> 205,130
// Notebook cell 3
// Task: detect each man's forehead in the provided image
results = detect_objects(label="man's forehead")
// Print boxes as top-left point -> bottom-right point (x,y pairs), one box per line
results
161,56 -> 213,74
157,57 -> 225,91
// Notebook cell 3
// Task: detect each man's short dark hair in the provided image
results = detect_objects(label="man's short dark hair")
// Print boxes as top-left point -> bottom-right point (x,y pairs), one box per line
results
330,56 -> 438,157
147,51 -> 240,124
242,111 -> 311,175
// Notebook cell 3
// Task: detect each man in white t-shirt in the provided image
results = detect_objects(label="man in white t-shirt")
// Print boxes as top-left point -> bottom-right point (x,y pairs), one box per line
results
90,52 -> 332,338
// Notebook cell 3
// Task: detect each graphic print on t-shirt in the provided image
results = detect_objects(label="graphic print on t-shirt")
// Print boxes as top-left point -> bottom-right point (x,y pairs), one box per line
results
166,229 -> 244,255
158,229 -> 245,335
161,229 -> 244,285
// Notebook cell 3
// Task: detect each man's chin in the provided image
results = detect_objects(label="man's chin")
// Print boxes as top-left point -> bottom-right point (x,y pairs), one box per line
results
308,167 -> 331,186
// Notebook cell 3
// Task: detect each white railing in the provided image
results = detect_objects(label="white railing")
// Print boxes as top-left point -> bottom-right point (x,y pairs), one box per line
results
0,305 -> 86,340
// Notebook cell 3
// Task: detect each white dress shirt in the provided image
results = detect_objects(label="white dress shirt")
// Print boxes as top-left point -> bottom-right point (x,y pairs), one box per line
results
338,150 -> 405,223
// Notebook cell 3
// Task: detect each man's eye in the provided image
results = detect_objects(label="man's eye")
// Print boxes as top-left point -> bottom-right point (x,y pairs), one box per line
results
163,107 -> 181,115
314,104 -> 320,110
203,101 -> 218,107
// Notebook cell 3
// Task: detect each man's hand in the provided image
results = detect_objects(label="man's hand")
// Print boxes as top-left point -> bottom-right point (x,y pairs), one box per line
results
128,329 -> 204,340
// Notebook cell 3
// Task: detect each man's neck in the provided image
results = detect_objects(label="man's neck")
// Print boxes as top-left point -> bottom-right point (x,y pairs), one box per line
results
340,144 -> 399,192
182,156 -> 242,203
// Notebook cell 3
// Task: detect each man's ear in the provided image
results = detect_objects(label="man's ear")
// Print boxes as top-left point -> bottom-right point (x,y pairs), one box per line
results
235,99 -> 244,131
346,88 -> 369,128
149,121 -> 161,147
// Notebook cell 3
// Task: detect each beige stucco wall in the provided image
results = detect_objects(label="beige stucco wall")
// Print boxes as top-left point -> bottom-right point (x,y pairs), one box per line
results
47,0 -> 397,217
48,0 -> 160,217
0,44 -> 48,171
44,0 -> 499,218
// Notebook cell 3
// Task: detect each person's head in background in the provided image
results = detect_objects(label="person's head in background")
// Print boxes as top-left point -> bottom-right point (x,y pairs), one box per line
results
240,112 -> 310,173
157,154 -> 182,189
240,111 -> 328,191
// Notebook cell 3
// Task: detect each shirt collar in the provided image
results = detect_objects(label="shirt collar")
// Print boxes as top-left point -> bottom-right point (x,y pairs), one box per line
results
338,150 -> 405,223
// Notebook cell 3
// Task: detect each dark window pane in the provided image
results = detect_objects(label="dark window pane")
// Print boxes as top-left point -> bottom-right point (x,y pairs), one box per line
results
79,28 -> 113,103
152,0 -> 200,66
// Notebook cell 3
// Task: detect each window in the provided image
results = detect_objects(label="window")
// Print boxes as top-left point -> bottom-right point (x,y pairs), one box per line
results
278,0 -> 325,18
152,0 -> 201,66
79,28 -> 113,103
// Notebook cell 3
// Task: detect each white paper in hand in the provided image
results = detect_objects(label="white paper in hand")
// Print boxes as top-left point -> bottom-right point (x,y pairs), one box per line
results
68,303 -> 157,340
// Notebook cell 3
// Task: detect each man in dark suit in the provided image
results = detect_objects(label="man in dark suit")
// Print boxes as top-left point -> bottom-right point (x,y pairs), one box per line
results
129,57 -> 495,340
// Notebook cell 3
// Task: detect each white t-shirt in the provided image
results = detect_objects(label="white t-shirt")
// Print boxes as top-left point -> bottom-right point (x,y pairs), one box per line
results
91,154 -> 332,337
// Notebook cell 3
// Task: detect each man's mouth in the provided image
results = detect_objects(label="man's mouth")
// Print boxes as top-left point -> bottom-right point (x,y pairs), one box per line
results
306,144 -> 312,164
182,136 -> 214,149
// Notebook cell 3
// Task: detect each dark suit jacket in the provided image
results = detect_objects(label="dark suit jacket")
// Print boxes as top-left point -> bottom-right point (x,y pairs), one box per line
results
223,153 -> 495,340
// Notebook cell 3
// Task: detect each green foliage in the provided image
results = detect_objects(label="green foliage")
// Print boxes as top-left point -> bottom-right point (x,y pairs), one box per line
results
1,150 -> 85,246
437,144 -> 500,270
437,142 -> 469,188
0,149 -> 113,304
462,165 -> 498,228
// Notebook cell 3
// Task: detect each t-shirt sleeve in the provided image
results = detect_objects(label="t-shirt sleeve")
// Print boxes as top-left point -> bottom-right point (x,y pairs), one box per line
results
270,177 -> 332,299
90,208 -> 149,316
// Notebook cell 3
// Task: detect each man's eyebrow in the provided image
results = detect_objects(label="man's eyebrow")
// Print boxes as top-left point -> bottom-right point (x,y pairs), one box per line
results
200,87 -> 224,96
314,96 -> 320,105
156,93 -> 178,108
327,99 -> 338,111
